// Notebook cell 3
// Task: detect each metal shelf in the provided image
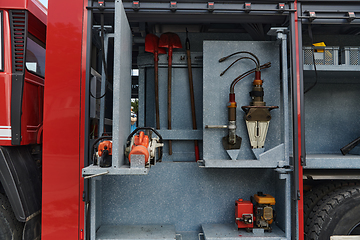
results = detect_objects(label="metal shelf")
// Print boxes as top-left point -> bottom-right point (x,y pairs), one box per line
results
96,225 -> 176,240
199,144 -> 287,168
82,164 -> 149,176
304,65 -> 360,73
202,224 -> 286,240
303,65 -> 360,84
304,154 -> 360,169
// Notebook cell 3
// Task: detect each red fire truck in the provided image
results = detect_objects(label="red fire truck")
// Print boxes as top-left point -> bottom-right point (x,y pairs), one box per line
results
3,0 -> 360,240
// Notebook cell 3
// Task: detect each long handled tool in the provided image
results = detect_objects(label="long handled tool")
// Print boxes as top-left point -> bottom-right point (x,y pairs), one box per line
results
185,30 -> 200,161
159,32 -> 182,155
145,34 -> 166,130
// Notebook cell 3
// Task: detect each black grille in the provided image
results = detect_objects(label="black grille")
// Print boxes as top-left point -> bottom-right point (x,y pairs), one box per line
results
9,10 -> 27,73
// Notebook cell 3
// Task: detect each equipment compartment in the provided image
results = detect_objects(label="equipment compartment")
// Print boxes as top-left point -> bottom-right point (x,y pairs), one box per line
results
137,49 -> 204,162
88,165 -> 291,240
303,69 -> 360,169
303,36 -> 360,169
83,1 -> 293,240
202,38 -> 290,168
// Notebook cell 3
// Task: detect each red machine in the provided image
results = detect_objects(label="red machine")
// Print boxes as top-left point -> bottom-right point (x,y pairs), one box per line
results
235,199 -> 254,230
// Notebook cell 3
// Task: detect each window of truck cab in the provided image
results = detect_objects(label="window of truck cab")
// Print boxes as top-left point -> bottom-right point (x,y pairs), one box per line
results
25,33 -> 45,77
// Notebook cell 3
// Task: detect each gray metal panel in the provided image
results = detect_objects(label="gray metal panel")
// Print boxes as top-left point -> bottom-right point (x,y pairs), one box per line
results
304,81 -> 360,155
138,51 -> 204,162
138,68 -> 146,127
155,130 -> 202,140
279,31 -> 290,168
203,41 -> 282,163
304,64 -> 360,171
303,65 -> 360,72
83,165 -> 148,176
137,33 -> 258,162
202,144 -> 285,168
90,178 -> 103,240
100,163 -> 278,232
112,0 -> 133,168
202,224 -> 286,240
304,154 -> 360,169
276,171 -> 292,240
96,225 -> 176,240
99,34 -> 114,136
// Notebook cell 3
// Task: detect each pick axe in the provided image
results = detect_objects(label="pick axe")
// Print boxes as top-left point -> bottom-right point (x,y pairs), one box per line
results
159,32 -> 182,155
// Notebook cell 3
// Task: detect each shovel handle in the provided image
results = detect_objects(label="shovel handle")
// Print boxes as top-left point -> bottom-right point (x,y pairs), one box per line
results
154,52 -> 160,130
186,46 -> 200,161
167,47 -> 173,155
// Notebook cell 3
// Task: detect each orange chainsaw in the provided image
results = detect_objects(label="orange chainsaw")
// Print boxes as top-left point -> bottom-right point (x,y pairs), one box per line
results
125,127 -> 163,167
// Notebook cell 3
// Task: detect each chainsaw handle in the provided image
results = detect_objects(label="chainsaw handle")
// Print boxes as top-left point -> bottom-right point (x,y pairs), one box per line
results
127,127 -> 163,143
90,135 -> 113,165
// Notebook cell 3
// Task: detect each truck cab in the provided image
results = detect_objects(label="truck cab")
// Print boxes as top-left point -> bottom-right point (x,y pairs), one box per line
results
0,0 -> 46,239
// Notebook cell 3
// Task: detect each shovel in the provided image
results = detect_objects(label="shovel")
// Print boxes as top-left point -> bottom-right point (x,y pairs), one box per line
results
159,32 -> 182,155
145,34 -> 166,131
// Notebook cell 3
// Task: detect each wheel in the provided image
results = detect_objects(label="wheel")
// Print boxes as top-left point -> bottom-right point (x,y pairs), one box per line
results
304,181 -> 359,232
0,193 -> 23,240
305,186 -> 360,239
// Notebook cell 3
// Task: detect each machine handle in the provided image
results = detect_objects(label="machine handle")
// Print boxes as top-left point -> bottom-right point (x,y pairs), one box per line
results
205,125 -> 228,129
341,137 -> 360,155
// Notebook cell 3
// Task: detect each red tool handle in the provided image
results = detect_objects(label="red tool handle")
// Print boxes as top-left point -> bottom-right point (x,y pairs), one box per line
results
186,41 -> 200,161
167,46 -> 173,155
154,51 -> 160,130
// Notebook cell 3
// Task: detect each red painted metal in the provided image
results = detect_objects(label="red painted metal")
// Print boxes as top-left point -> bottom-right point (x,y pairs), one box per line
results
235,199 -> 254,229
42,0 -> 87,239
294,1 -> 304,240
78,1 -> 88,238
1,0 -> 47,25
0,3 -> 45,146
0,11 -> 12,145
21,70 -> 44,145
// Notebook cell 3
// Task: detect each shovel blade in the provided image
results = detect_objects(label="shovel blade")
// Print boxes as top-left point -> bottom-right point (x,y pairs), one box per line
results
145,34 -> 166,54
159,32 -> 183,49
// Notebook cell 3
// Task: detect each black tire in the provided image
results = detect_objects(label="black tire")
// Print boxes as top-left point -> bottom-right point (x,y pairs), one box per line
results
305,186 -> 360,240
304,181 -> 360,232
0,193 -> 23,240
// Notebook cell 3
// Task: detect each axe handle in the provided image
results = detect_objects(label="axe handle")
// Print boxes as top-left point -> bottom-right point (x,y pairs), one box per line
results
154,52 -> 160,130
186,47 -> 199,161
167,47 -> 173,155
341,137 -> 360,155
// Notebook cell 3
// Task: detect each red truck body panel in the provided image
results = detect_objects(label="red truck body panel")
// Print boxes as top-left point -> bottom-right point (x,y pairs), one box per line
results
42,0 -> 86,238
